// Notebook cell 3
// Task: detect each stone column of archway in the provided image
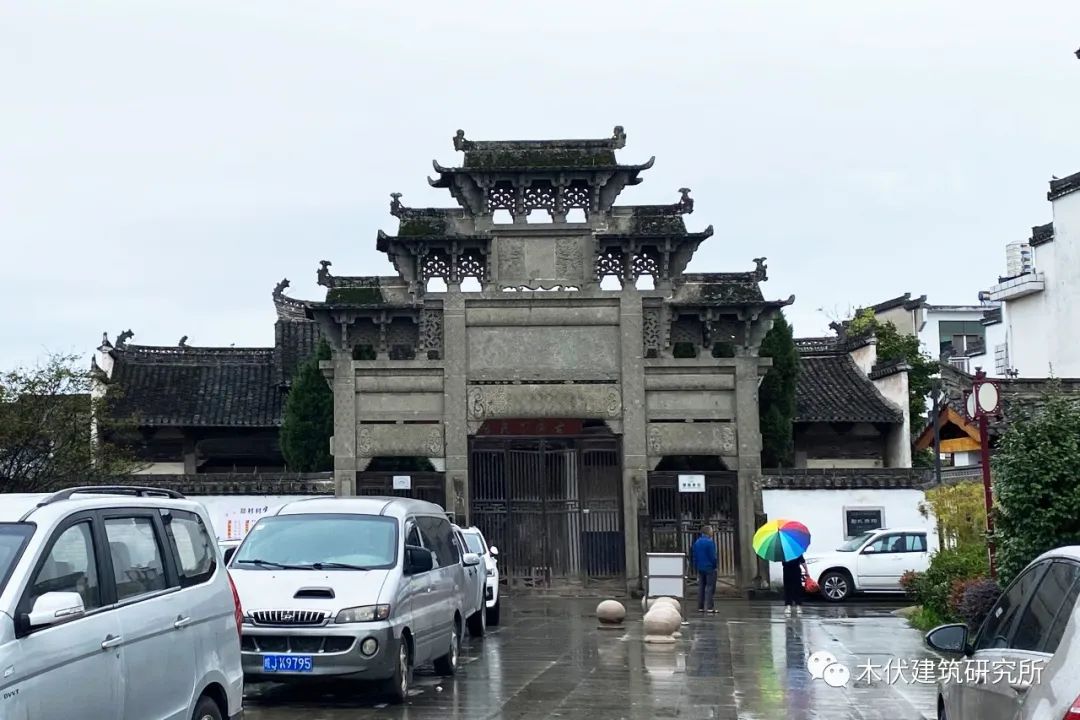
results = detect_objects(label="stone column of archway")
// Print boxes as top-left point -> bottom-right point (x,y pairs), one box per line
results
619,288 -> 647,593
734,355 -> 770,594
328,350 -> 357,496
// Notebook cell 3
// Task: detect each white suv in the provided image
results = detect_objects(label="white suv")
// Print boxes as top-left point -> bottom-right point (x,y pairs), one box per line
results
0,486 -> 244,720
805,526 -> 937,602
459,526 -> 500,625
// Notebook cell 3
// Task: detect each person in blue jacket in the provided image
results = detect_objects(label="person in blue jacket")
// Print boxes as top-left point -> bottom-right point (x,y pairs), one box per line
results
691,525 -> 718,613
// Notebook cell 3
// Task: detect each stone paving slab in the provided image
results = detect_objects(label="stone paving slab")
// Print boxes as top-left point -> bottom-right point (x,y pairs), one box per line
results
245,598 -> 941,719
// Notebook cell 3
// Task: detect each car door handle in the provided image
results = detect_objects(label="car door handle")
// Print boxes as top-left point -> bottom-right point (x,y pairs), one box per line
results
101,634 -> 123,650
173,616 -> 193,629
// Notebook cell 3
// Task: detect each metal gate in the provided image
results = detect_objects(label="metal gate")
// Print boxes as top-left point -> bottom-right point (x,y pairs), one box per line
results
469,436 -> 624,590
355,471 -> 447,508
640,471 -> 739,580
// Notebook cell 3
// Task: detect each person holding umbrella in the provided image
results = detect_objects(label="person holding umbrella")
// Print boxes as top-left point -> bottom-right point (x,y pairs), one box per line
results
781,553 -> 810,617
753,519 -> 812,618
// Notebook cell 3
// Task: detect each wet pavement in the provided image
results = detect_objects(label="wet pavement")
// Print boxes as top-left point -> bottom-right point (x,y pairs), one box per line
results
244,598 -> 941,719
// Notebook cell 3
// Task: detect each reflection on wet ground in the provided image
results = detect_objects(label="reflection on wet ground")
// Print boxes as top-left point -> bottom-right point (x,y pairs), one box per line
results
245,598 -> 939,719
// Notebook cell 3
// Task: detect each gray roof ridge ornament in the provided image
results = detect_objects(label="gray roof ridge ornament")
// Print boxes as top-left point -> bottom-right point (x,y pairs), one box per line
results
272,278 -> 290,298
317,260 -> 333,288
390,192 -> 404,218
676,188 -> 693,214
116,329 -> 134,348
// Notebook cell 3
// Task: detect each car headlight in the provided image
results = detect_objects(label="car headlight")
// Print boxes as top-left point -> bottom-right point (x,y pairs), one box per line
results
335,604 -> 391,623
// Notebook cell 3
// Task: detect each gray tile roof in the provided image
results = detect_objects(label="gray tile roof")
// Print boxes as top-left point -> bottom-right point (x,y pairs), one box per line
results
795,354 -> 904,424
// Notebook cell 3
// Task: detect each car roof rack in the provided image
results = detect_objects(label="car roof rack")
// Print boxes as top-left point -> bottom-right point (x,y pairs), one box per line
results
21,486 -> 186,521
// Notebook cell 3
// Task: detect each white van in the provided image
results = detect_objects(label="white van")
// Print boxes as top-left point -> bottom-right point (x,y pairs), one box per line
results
0,486 -> 244,720
229,496 -> 481,703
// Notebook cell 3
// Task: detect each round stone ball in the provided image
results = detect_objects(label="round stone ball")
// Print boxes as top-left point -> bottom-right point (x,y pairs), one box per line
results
654,596 -> 682,616
643,604 -> 681,636
596,600 -> 626,624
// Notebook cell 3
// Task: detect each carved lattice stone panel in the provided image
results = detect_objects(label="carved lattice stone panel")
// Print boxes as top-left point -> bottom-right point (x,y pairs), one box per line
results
704,317 -> 743,348
670,318 -> 704,346
595,248 -> 624,280
387,318 -> 418,347
419,309 -> 443,359
488,183 -> 515,211
631,248 -> 661,280
467,384 -> 622,420
421,250 -> 452,280
642,307 -> 661,358
564,182 -> 590,209
457,250 -> 486,280
350,320 -> 380,348
524,182 -> 556,213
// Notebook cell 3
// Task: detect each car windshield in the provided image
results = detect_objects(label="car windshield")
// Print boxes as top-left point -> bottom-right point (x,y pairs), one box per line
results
233,513 -> 398,570
0,523 -> 35,594
462,532 -> 485,555
836,532 -> 875,552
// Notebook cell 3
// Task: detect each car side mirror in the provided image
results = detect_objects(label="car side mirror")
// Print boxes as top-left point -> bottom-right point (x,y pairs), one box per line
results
463,552 -> 481,567
223,547 -> 237,564
489,546 -> 499,557
404,545 -> 434,575
862,546 -> 877,554
23,592 -> 86,631
925,623 -> 970,656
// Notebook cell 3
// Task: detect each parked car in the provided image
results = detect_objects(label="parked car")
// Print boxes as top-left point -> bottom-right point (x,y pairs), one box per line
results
228,496 -> 479,703
925,546 -> 1080,720
451,524 -> 487,637
805,527 -> 935,602
0,486 -> 244,720
459,526 -> 501,625
219,539 -> 241,565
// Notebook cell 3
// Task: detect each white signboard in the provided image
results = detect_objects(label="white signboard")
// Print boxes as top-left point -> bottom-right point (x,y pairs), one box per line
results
678,474 -> 705,493
393,475 -> 412,490
195,496 -> 316,541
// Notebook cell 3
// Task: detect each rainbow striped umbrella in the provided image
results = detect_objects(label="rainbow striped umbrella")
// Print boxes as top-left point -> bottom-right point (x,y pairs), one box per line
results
753,519 -> 811,562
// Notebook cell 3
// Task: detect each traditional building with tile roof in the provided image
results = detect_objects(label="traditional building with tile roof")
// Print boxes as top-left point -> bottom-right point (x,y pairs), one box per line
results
792,333 -> 910,469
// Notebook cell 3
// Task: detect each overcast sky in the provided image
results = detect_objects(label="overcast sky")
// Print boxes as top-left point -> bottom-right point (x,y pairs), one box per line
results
4,1 -> 1080,369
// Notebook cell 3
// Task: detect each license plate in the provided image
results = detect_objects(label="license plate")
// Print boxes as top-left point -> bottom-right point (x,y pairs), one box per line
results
262,655 -> 313,673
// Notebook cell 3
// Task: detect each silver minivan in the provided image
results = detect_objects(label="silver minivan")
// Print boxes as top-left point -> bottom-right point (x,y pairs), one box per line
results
0,486 -> 244,720
229,496 -> 481,703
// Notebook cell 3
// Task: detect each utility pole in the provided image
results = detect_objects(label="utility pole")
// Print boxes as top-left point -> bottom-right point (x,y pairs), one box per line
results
964,368 -> 1001,578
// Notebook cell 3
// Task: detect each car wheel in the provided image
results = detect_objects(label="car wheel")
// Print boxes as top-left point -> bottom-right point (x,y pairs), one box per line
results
192,696 -> 223,720
487,598 -> 501,626
382,637 -> 412,704
820,570 -> 852,602
433,622 -> 460,676
467,605 -> 486,637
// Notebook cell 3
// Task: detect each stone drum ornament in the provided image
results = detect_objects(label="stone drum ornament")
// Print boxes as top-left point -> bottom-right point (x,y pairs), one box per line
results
643,604 -> 681,645
596,600 -> 626,629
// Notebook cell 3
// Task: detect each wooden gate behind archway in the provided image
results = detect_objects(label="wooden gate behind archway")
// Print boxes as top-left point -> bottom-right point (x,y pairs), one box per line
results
469,432 -> 624,590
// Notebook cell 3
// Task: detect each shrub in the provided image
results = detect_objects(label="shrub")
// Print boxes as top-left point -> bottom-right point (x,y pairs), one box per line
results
908,605 -> 949,632
908,545 -> 989,622
899,570 -> 920,595
993,382 -> 1080,585
919,482 -> 987,550
956,578 -> 1002,631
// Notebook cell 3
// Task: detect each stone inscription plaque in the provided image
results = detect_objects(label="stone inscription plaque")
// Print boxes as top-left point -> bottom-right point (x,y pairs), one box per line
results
646,423 -> 737,456
467,384 -> 621,420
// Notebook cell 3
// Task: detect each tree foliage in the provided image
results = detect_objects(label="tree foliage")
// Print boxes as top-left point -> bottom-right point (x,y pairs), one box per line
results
919,482 -> 987,550
280,340 -> 334,473
0,353 -> 140,492
758,312 -> 798,467
992,381 -> 1080,584
848,309 -> 937,429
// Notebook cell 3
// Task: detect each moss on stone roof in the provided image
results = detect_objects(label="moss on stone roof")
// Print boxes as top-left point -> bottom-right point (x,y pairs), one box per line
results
325,287 -> 385,305
463,148 -> 617,169
398,217 -> 448,237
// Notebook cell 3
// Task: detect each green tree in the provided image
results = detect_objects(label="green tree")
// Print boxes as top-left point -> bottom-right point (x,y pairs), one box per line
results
1,352 -> 140,492
280,340 -> 334,472
992,381 -> 1080,584
848,309 -> 937,429
759,312 -> 798,467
